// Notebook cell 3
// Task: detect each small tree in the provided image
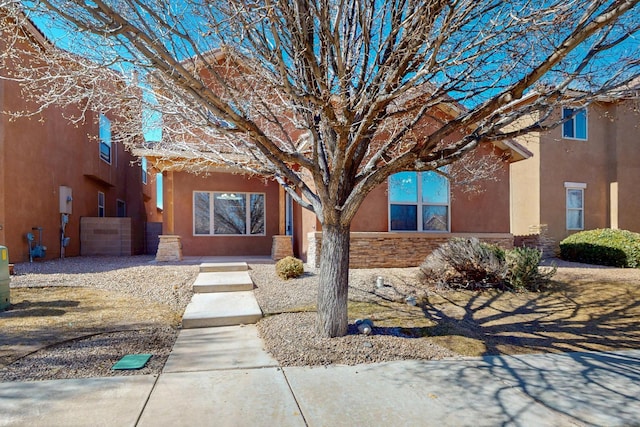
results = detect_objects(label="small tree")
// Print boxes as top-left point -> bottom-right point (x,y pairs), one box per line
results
1,1 -> 638,337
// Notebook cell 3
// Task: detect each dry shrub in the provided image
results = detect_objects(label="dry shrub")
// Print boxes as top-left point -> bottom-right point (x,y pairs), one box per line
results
275,256 -> 304,279
420,238 -> 507,289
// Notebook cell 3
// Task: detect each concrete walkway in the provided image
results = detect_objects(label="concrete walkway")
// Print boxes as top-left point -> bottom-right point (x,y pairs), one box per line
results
2,329 -> 639,426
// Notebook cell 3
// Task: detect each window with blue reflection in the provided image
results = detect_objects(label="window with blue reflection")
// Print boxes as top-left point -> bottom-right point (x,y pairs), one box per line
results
389,170 -> 449,232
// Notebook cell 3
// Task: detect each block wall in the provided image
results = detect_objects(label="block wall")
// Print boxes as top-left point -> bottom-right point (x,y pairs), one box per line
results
80,217 -> 132,256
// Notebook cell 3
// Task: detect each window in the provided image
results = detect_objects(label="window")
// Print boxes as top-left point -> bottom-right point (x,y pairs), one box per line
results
98,192 -> 105,217
562,107 -> 587,140
565,182 -> 586,230
99,114 -> 112,163
116,199 -> 126,217
389,171 -> 449,232
156,173 -> 163,210
141,157 -> 148,184
194,191 -> 265,236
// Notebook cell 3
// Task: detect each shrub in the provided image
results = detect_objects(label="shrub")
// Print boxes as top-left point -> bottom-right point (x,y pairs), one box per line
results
559,228 -> 640,268
505,247 -> 556,292
420,238 -> 507,289
275,256 -> 304,279
420,238 -> 555,291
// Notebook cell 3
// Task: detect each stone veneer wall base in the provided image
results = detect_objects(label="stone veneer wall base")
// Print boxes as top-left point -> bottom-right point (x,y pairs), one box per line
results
156,235 -> 183,262
271,235 -> 294,261
307,232 -> 514,269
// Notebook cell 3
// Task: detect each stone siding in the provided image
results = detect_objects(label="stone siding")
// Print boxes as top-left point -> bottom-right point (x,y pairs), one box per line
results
271,235 -> 294,261
307,232 -> 514,269
514,224 -> 556,259
156,235 -> 183,262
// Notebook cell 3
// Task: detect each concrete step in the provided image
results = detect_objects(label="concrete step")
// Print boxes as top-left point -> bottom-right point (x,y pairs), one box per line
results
182,292 -> 263,329
192,271 -> 254,293
199,262 -> 248,273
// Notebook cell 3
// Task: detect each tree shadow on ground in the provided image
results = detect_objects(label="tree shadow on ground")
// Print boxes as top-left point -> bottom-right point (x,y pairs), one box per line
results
380,348 -> 640,426
415,279 -> 640,356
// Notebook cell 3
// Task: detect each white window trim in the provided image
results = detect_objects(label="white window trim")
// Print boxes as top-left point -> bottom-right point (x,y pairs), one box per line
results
387,172 -> 451,233
193,191 -> 266,236
561,107 -> 588,141
565,182 -> 586,231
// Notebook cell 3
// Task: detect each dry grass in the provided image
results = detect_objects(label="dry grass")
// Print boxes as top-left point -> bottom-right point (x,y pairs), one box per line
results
0,287 -> 181,369
345,267 -> 640,357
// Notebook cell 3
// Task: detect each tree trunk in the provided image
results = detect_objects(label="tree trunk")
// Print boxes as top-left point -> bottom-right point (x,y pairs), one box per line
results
316,222 -> 351,337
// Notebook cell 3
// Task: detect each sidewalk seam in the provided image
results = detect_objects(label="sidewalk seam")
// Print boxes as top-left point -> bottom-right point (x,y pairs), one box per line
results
134,374 -> 161,426
281,367 -> 309,427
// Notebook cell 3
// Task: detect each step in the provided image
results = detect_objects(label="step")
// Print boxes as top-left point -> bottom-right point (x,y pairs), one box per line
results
182,292 -> 263,329
192,271 -> 254,293
199,262 -> 248,273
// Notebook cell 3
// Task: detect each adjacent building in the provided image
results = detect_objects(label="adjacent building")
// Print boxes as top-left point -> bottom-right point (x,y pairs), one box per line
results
510,94 -> 640,251
0,16 -> 161,263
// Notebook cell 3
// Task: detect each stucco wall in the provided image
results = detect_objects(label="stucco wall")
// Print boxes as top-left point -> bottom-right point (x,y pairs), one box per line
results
510,101 -> 640,248
613,100 -> 640,232
0,27 -> 153,263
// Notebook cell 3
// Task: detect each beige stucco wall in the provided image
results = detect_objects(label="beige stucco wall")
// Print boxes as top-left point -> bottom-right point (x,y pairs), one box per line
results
612,99 -> 640,232
510,100 -> 640,248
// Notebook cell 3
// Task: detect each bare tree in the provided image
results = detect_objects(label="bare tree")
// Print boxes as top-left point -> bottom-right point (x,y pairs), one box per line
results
1,1 -> 639,337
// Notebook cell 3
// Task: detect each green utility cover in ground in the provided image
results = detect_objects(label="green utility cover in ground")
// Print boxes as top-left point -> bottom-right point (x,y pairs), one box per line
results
112,354 -> 152,370
0,246 -> 9,311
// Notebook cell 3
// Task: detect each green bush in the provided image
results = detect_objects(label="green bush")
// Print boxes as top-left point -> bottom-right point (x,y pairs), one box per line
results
505,247 -> 556,292
420,238 -> 555,291
275,256 -> 304,279
559,228 -> 640,268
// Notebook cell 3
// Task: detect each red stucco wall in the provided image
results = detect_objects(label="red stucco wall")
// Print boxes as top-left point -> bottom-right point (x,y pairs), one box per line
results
170,171 -> 280,256
0,25 -> 154,262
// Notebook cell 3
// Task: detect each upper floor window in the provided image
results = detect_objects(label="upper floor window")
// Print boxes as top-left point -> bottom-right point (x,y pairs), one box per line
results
141,157 -> 148,185
565,182 -> 586,230
388,170 -> 449,232
99,114 -> 112,163
193,191 -> 265,236
562,107 -> 587,140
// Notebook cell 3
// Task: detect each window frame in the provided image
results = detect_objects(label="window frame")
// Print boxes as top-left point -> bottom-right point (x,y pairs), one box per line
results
562,107 -> 588,141
565,182 -> 586,231
98,191 -> 105,217
116,199 -> 126,217
387,171 -> 450,233
193,191 -> 266,236
99,113 -> 112,164
141,157 -> 148,185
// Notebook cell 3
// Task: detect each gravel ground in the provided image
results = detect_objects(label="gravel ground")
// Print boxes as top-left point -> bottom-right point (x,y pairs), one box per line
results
252,264 -> 460,366
1,256 -> 198,382
3,256 -> 639,381
9,256 -> 198,312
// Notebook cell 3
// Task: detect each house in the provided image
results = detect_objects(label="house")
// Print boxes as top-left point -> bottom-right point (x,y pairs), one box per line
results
139,139 -> 528,268
137,81 -> 531,269
0,15 -> 161,263
134,50 -> 535,268
510,93 -> 640,252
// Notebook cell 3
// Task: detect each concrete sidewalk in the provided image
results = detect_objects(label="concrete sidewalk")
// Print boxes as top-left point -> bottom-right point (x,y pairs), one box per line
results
1,326 -> 639,426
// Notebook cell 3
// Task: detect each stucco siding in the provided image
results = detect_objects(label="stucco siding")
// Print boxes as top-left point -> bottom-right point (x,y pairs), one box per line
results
170,172 -> 280,256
